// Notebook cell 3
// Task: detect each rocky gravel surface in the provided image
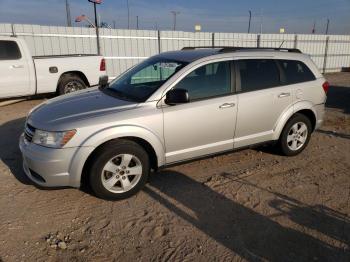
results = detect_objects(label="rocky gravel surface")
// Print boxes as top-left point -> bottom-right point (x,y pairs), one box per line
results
0,73 -> 349,261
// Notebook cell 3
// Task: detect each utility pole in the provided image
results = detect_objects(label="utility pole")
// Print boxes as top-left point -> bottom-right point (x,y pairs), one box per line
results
65,0 -> 72,27
88,0 -> 102,55
171,11 -> 180,31
136,16 -> 139,30
325,18 -> 330,35
93,3 -> 100,54
113,20 -> 116,29
312,21 -> 316,34
126,0 -> 130,29
260,8 -> 263,34
248,10 -> 251,33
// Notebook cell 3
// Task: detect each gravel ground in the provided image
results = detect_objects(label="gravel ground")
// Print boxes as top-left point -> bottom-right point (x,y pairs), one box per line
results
0,73 -> 349,261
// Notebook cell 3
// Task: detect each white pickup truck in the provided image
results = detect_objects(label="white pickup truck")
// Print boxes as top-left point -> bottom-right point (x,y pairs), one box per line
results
0,36 -> 106,99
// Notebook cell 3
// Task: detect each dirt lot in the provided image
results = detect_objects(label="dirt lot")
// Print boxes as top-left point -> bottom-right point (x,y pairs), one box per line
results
0,73 -> 349,261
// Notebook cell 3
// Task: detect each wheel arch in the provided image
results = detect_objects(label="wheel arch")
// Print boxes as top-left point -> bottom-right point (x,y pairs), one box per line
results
57,71 -> 90,91
273,101 -> 317,140
75,126 -> 165,188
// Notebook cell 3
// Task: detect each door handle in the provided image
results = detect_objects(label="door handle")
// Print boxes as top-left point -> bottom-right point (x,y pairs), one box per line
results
219,103 -> 235,109
10,65 -> 24,69
278,92 -> 290,98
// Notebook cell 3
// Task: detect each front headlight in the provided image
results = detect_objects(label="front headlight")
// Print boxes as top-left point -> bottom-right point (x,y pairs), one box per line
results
32,129 -> 76,148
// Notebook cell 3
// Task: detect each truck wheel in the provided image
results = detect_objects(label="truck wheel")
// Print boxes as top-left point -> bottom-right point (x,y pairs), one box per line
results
89,140 -> 150,200
278,113 -> 312,156
57,74 -> 86,95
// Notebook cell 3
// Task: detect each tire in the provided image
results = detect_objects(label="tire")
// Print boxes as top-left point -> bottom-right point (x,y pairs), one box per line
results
278,113 -> 312,156
89,139 -> 150,200
57,74 -> 86,95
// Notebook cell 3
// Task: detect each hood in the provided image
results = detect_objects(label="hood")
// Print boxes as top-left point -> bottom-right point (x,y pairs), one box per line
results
27,88 -> 138,130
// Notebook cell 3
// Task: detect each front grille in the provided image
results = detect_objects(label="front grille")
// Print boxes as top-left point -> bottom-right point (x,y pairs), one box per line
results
24,123 -> 36,142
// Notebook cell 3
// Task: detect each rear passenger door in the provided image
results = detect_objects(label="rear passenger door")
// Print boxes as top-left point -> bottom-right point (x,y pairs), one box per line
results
234,59 -> 293,148
277,59 -> 317,103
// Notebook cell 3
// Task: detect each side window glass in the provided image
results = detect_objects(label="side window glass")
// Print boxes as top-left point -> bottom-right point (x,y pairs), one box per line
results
237,59 -> 280,92
174,61 -> 231,101
278,60 -> 316,84
0,41 -> 22,60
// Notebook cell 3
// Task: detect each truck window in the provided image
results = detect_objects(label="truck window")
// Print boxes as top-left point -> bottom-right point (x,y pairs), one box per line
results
278,60 -> 316,84
0,41 -> 22,60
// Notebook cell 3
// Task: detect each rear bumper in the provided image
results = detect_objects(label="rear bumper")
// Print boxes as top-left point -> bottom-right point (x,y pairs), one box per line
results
313,103 -> 325,130
19,134 -> 93,188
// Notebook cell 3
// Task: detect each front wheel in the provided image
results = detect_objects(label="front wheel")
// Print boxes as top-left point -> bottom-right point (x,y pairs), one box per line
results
89,140 -> 150,200
278,114 -> 312,156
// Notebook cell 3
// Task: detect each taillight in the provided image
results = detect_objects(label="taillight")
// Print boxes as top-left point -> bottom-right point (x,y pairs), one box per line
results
100,58 -> 106,71
322,81 -> 330,94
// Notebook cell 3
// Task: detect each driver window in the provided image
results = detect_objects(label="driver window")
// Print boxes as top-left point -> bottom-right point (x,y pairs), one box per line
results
174,61 -> 231,101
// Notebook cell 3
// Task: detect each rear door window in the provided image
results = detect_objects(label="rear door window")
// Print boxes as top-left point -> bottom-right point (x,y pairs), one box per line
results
0,41 -> 22,60
236,59 -> 280,92
278,59 -> 316,84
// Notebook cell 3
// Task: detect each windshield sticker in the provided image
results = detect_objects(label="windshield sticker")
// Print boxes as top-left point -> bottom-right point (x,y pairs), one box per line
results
158,62 -> 180,69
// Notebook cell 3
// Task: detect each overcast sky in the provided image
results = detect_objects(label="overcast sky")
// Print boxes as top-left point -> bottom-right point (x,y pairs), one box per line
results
0,0 -> 349,34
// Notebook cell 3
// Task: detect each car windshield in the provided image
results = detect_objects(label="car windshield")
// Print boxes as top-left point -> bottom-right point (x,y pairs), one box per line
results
104,57 -> 188,102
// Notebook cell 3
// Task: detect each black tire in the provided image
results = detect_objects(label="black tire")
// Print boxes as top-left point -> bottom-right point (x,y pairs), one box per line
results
89,139 -> 150,200
57,74 -> 86,95
278,113 -> 312,156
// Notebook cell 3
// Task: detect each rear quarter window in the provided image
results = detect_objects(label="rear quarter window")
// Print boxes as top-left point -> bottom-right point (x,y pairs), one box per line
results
0,40 -> 22,60
278,59 -> 316,84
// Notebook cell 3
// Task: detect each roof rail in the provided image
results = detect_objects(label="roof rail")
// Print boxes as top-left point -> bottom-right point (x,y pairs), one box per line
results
181,46 -> 302,53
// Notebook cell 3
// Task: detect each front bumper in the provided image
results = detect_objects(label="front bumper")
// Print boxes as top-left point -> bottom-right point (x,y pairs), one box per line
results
19,134 -> 92,188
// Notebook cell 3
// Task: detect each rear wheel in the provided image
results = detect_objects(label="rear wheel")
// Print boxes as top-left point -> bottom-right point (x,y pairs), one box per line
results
57,74 -> 86,95
279,114 -> 312,156
89,140 -> 150,200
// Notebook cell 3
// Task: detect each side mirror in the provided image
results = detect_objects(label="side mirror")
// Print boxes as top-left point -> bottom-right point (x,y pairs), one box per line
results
99,75 -> 109,88
165,88 -> 189,105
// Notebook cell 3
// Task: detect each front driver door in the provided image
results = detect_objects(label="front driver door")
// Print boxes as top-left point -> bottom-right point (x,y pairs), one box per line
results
0,40 -> 31,98
162,60 -> 237,164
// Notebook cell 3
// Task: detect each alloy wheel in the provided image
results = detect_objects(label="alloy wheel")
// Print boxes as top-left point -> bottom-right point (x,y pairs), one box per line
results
101,154 -> 143,193
287,122 -> 308,151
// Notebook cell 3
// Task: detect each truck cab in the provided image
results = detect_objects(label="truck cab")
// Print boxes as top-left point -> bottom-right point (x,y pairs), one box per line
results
0,36 -> 105,99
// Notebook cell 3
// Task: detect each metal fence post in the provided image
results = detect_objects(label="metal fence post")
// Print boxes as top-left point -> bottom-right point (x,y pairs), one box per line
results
157,30 -> 161,54
257,34 -> 261,48
323,36 -> 330,74
294,34 -> 298,49
212,33 -> 215,48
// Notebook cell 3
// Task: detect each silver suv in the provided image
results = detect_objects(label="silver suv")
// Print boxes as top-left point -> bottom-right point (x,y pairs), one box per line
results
20,47 -> 328,199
